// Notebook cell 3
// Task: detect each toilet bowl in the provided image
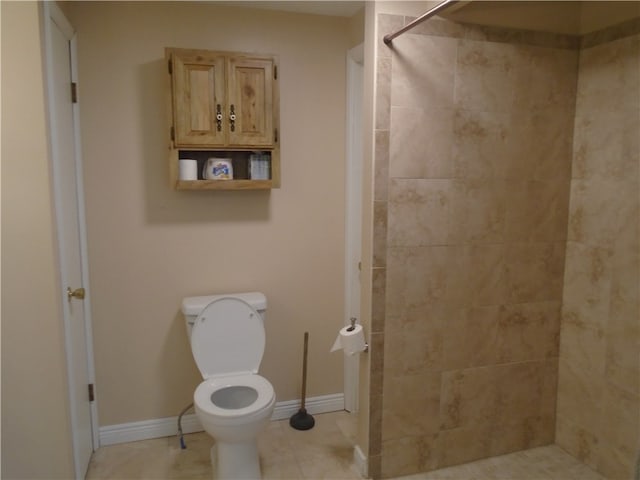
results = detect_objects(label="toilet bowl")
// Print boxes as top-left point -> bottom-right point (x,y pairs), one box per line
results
182,293 -> 276,479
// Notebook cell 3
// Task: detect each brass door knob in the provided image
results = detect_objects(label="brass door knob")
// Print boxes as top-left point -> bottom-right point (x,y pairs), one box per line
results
67,287 -> 85,301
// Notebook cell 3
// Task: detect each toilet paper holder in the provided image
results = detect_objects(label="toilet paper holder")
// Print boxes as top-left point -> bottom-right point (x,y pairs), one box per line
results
347,317 -> 357,331
348,317 -> 369,352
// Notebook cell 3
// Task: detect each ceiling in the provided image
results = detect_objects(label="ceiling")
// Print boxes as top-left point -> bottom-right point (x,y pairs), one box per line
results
443,1 -> 640,35
212,1 -> 365,17
213,1 -> 638,34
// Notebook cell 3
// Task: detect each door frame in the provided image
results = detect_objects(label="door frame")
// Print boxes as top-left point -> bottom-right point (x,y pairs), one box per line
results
344,43 -> 364,413
42,1 -> 99,473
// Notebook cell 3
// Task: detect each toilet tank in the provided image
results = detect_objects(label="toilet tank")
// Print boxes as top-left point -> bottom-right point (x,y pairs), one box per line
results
181,292 -> 267,338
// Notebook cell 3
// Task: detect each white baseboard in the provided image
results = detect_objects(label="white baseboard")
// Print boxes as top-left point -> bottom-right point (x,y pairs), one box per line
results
353,444 -> 368,478
270,392 -> 344,421
99,393 -> 344,447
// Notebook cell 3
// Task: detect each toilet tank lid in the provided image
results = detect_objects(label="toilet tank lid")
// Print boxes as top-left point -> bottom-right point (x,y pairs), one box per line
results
182,292 -> 267,316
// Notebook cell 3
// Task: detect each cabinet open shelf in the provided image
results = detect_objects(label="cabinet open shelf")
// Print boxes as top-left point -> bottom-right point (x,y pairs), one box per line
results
176,179 -> 273,190
169,148 -> 280,190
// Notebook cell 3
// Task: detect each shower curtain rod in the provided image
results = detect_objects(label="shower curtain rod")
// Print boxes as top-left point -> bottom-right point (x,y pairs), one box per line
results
383,0 -> 460,45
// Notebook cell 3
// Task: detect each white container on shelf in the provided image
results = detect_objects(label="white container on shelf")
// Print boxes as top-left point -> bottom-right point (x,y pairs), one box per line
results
249,153 -> 270,180
203,158 -> 233,180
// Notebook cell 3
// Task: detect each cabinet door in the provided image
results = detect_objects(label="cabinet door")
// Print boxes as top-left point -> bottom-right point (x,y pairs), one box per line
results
227,56 -> 275,147
172,50 -> 226,147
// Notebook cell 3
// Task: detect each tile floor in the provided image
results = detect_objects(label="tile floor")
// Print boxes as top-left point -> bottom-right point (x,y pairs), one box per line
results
86,411 -> 605,480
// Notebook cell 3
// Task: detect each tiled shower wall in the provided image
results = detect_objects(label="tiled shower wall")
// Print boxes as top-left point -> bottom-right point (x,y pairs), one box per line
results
368,13 -> 639,480
556,27 -> 640,479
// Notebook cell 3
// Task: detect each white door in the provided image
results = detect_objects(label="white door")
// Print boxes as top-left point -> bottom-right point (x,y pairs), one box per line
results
43,3 -> 97,478
344,44 -> 364,412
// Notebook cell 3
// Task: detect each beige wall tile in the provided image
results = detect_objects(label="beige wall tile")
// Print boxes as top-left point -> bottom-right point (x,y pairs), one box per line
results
384,306 -> 445,376
497,302 -> 561,363
388,179 -> 451,246
369,333 -> 385,397
505,242 -> 565,303
389,106 -> 454,179
539,358 -> 560,419
376,57 -> 392,130
605,242 -> 639,392
572,110 -> 640,181
505,178 -> 570,242
490,414 -> 555,457
557,33 -> 639,480
386,246 -> 461,317
373,201 -> 388,268
440,366 -> 499,430
371,267 -> 387,333
368,454 -> 381,480
382,372 -> 442,440
512,44 -> 578,110
455,40 -> 520,113
391,34 -> 457,109
377,14 -> 404,59
451,109 -> 511,179
561,241 -> 613,330
504,107 -> 575,181
604,336 -> 640,396
494,361 -> 553,425
374,130 -> 390,202
598,382 -> 640,475
442,306 -> 500,370
407,16 -> 466,39
465,244 -> 507,306
559,319 -> 606,377
448,179 -> 506,244
596,443 -> 639,480
556,357 -> 604,431
555,416 -> 600,469
369,393 -> 383,458
568,177 -> 639,248
438,424 -> 492,468
576,34 -> 640,113
381,434 -> 441,478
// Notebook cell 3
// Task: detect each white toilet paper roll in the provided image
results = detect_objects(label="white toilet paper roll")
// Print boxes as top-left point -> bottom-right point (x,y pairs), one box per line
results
179,159 -> 198,180
330,324 -> 366,356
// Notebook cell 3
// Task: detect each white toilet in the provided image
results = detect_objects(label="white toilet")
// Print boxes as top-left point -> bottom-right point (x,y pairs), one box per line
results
182,292 -> 276,479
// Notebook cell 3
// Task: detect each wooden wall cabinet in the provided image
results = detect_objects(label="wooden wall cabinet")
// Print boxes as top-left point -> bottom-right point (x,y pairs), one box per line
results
166,47 -> 280,190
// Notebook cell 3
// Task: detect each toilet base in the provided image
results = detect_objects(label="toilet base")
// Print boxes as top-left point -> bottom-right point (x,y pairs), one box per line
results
211,441 -> 261,479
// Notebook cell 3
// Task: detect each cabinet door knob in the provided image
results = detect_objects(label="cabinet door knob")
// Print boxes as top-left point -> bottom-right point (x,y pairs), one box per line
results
216,104 -> 223,132
229,104 -> 236,132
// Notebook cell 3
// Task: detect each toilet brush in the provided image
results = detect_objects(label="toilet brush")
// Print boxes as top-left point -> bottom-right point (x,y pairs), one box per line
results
289,331 -> 315,430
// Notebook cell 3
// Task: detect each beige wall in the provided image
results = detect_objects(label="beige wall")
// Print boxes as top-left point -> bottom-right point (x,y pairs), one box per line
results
65,1 -> 352,426
556,30 -> 640,480
1,2 -> 75,477
348,7 -> 366,49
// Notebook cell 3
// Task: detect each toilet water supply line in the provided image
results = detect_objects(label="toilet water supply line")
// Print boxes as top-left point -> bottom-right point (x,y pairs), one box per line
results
177,402 -> 194,449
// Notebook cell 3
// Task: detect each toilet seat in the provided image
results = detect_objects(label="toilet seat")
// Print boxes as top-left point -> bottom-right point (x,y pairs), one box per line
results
191,297 -> 265,378
194,373 -> 275,420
